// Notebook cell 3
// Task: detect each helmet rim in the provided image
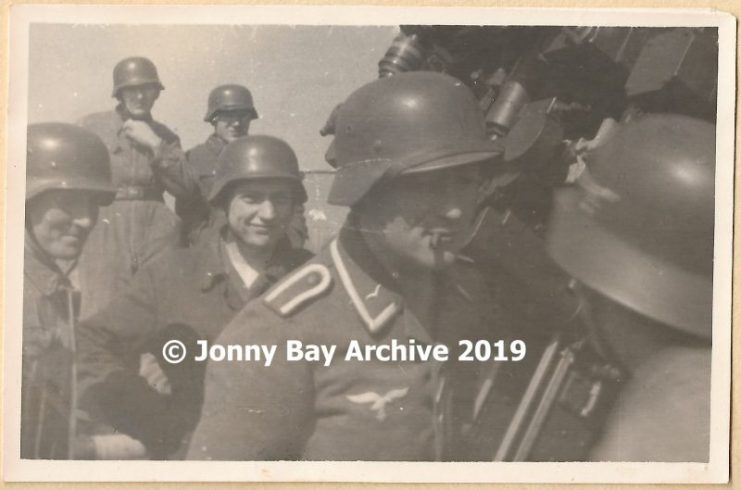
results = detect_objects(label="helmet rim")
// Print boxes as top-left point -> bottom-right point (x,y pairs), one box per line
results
548,188 -> 712,338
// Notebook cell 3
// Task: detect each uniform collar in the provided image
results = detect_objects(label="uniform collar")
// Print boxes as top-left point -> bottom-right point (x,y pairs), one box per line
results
331,224 -> 483,338
331,225 -> 403,335
24,231 -> 71,296
199,226 -> 299,294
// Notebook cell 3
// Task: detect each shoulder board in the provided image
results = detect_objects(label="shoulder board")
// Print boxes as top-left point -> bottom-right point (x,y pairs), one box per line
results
263,263 -> 332,318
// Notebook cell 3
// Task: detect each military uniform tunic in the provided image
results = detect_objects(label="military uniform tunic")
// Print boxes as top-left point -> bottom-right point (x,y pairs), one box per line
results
75,106 -> 186,320
22,233 -> 79,459
187,225 -> 498,461
77,226 -> 311,457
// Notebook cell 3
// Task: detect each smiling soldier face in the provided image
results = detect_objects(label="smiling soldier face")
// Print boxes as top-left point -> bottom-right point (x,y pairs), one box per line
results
27,190 -> 100,260
225,179 -> 296,252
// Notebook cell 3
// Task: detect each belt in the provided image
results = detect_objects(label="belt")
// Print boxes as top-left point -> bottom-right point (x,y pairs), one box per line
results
115,186 -> 163,201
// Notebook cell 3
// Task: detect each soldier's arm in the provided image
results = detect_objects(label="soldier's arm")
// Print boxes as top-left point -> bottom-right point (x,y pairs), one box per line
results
186,303 -> 313,460
149,123 -> 201,199
151,141 -> 202,199
76,263 -> 161,396
121,119 -> 200,199
77,263 -> 196,457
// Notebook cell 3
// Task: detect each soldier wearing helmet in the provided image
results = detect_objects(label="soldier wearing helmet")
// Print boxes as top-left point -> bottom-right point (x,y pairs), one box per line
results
188,72 -> 509,461
22,123 -> 116,458
546,114 -> 715,462
175,84 -> 259,244
75,56 -> 190,321
125,83 -> 308,248
76,135 -> 311,458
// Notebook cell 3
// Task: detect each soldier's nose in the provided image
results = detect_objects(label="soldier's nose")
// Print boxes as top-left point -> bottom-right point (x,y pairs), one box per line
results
258,200 -> 277,220
444,206 -> 463,221
74,215 -> 94,230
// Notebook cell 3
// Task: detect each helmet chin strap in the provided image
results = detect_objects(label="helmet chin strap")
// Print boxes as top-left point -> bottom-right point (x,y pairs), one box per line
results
569,281 -> 631,378
24,222 -> 75,279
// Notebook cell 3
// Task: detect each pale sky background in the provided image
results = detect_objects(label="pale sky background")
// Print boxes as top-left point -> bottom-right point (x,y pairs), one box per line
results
28,24 -> 399,248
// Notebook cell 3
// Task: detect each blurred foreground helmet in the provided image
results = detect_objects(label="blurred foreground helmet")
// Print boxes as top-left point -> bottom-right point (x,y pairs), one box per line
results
204,84 -> 258,122
547,114 -> 715,338
208,135 -> 307,205
26,122 -> 116,205
327,72 -> 504,206
112,57 -> 165,97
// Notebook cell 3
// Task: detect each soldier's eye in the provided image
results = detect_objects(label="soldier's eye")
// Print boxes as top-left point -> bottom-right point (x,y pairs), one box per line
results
271,195 -> 291,206
238,193 -> 261,204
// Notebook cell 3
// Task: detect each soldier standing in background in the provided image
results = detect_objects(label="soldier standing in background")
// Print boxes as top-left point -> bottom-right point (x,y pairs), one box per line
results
546,114 -> 715,462
125,83 -> 310,248
76,135 -> 312,459
75,56 -> 190,320
187,72 -> 509,461
174,85 -> 258,244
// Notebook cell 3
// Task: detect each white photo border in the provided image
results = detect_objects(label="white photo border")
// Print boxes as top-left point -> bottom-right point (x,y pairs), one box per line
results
3,4 -> 735,483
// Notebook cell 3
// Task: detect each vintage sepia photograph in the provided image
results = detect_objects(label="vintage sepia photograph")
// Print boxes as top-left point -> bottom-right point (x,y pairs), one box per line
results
3,4 -> 734,484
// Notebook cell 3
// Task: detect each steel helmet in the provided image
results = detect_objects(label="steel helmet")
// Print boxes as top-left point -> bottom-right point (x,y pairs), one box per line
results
547,114 -> 715,338
111,57 -> 165,97
208,135 -> 307,205
327,72 -> 504,206
204,84 -> 258,122
26,122 -> 116,205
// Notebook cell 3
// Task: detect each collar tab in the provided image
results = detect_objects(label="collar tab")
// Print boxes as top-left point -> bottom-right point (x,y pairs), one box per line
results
330,239 -> 401,334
